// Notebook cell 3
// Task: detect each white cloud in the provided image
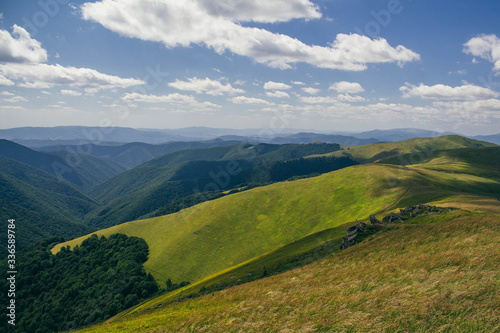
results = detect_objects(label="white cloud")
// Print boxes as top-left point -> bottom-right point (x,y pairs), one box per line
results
81,0 -> 419,70
168,77 -> 244,95
230,96 -> 273,105
432,99 -> 500,113
292,81 -> 305,85
335,94 -> 367,103
400,83 -> 499,100
0,63 -> 145,91
301,96 -> 338,104
448,69 -> 467,76
0,26 -> 144,91
266,91 -> 290,98
3,95 -> 27,103
0,25 -> 47,64
0,105 -> 24,110
199,0 -> 321,23
301,94 -> 366,104
302,87 -> 320,95
264,81 -> 292,90
329,81 -> 364,94
0,91 -> 14,96
464,34 -> 500,72
0,74 -> 14,86
123,92 -> 221,111
61,89 -> 82,96
234,80 -> 246,86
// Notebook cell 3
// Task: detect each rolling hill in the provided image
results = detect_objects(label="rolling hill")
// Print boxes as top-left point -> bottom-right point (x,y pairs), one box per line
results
318,135 -> 497,163
0,139 -> 125,190
84,143 -> 347,228
53,144 -> 500,288
75,211 -> 500,333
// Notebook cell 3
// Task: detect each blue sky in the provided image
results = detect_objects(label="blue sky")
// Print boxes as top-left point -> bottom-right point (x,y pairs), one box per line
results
0,0 -> 499,135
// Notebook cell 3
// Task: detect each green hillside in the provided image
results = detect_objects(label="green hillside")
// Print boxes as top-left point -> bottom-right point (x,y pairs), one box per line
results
0,156 -> 97,255
0,139 -> 125,190
89,143 -> 341,203
322,135 -> 497,163
75,212 -> 500,333
85,143 -> 347,228
53,144 -> 500,287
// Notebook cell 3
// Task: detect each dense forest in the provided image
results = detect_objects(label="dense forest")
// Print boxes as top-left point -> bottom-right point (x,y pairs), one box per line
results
0,234 -> 159,333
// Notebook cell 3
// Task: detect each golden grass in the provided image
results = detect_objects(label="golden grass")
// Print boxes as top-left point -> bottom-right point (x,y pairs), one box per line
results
76,213 -> 500,333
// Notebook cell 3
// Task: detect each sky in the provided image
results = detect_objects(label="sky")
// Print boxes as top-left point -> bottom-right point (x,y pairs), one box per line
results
0,0 -> 499,135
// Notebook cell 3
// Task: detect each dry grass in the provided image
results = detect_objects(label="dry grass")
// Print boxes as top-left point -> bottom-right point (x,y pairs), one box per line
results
77,214 -> 500,333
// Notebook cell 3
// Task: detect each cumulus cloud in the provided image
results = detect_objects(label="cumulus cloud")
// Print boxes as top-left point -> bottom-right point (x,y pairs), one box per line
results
3,95 -> 27,103
400,83 -> 499,100
432,99 -> 500,113
335,94 -> 367,103
302,87 -> 320,95
0,74 -> 14,86
329,81 -> 364,94
0,25 -> 144,91
200,0 -> 321,23
0,63 -> 145,92
266,91 -> 290,98
464,34 -> 500,72
0,25 -> 47,64
301,94 -> 366,104
81,0 -> 419,70
0,91 -> 14,96
230,96 -> 273,105
168,77 -> 244,95
264,81 -> 292,90
123,92 -> 221,111
61,89 -> 82,96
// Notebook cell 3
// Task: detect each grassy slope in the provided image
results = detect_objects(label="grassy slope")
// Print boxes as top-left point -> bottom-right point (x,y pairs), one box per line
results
76,211 -> 500,333
53,144 -> 500,286
54,164 -> 408,283
85,143 -> 343,228
89,143 -> 341,203
320,135 -> 497,163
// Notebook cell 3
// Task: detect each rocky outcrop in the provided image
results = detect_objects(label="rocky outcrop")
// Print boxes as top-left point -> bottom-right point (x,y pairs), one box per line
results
342,204 -> 445,250
341,220 -> 366,249
380,204 -> 443,224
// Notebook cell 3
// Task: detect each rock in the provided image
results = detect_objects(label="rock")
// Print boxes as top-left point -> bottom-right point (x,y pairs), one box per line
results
382,212 -> 402,223
341,220 -> 367,249
369,214 -> 380,224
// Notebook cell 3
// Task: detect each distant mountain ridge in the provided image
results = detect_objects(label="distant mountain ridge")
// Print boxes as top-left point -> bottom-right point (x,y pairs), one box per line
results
0,139 -> 125,190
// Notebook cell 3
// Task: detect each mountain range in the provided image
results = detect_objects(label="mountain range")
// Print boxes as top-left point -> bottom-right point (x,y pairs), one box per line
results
1,129 -> 499,332
2,126 -> 500,148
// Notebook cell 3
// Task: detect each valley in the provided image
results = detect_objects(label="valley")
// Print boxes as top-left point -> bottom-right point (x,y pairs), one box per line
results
1,128 -> 499,332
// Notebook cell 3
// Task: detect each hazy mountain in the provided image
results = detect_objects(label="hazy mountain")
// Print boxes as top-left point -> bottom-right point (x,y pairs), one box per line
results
37,140 -> 244,169
472,133 -> 500,145
0,140 -> 125,190
0,126 -> 193,144
351,128 -> 457,142
270,132 -> 382,145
